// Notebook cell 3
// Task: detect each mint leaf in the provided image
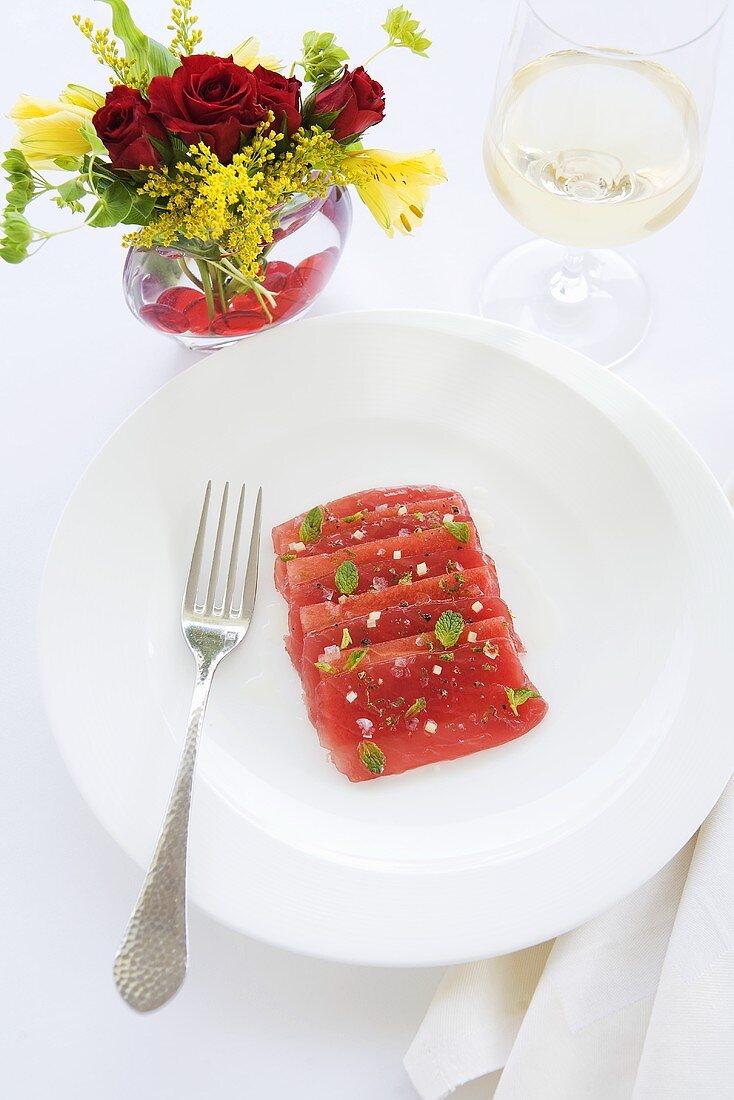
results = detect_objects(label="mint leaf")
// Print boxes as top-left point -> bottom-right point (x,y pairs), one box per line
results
443,519 -> 469,544
397,570 -> 413,585
358,740 -> 385,775
335,559 -> 359,595
382,6 -> 431,56
340,627 -> 352,649
314,661 -> 337,673
299,505 -> 324,544
342,510 -> 363,523
344,647 -> 368,671
280,552 -> 296,562
483,641 -> 499,659
405,697 -> 426,718
435,610 -> 464,648
505,687 -> 540,716
438,652 -> 454,662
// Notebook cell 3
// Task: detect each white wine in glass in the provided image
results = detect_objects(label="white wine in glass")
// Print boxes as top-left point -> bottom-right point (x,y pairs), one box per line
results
480,1 -> 727,366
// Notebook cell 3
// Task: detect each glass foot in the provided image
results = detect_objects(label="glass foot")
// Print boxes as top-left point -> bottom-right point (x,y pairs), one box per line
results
478,240 -> 651,368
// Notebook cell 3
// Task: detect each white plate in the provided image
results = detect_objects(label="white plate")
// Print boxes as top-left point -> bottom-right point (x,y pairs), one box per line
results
39,311 -> 734,966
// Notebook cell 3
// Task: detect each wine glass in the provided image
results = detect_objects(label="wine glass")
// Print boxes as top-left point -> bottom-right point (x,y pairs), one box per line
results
480,0 -> 727,366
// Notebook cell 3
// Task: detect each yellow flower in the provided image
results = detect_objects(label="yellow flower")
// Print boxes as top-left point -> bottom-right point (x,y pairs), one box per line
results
343,148 -> 446,237
231,36 -> 282,72
8,87 -> 102,167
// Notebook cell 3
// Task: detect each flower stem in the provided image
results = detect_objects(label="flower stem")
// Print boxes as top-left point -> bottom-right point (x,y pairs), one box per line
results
196,258 -> 216,320
213,265 -> 228,313
362,42 -> 392,67
179,256 -> 203,290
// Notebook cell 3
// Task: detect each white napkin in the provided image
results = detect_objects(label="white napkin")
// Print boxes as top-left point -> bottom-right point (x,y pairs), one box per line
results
405,778 -> 734,1100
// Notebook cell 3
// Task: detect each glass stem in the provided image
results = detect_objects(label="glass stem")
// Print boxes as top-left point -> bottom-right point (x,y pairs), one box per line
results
549,249 -> 590,306
196,259 -> 216,320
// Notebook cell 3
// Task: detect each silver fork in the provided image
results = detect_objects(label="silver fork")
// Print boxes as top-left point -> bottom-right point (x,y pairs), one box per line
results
113,481 -> 262,1013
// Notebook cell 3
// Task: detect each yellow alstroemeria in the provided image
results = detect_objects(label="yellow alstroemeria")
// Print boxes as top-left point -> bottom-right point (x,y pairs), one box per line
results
231,36 -> 282,72
344,148 -> 446,237
8,86 -> 103,167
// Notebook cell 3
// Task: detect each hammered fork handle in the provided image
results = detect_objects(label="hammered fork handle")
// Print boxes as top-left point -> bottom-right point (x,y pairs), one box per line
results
113,662 -> 216,1012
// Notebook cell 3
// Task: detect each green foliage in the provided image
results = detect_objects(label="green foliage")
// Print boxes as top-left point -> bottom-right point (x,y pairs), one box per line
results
382,6 -> 431,56
79,118 -> 109,158
504,687 -> 540,717
344,647 -> 368,671
340,627 -> 353,649
434,610 -> 464,649
299,30 -> 349,87
405,697 -> 426,718
358,740 -> 385,775
54,178 -> 87,213
98,0 -> 177,80
299,505 -> 324,544
335,559 -> 359,596
443,519 -> 470,544
86,172 -> 155,228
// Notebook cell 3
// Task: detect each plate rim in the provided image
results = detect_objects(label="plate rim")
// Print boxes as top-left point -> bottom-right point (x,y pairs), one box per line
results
38,310 -> 734,966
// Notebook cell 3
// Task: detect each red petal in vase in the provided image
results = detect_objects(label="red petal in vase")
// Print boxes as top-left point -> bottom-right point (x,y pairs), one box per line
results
158,286 -> 203,312
212,311 -> 268,335
139,303 -> 189,334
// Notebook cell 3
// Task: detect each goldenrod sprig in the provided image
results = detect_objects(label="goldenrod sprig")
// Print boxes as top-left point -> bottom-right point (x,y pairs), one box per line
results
168,0 -> 203,57
72,15 -> 148,90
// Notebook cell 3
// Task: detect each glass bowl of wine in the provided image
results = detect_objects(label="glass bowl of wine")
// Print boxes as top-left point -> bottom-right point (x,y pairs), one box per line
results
480,0 -> 727,366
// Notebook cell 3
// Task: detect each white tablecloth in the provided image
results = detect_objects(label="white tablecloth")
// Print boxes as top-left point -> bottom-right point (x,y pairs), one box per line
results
1,2 -> 732,1097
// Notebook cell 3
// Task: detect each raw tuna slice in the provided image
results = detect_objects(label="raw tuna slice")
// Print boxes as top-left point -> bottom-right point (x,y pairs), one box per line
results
314,631 -> 547,781
272,485 -> 462,556
302,608 -> 513,721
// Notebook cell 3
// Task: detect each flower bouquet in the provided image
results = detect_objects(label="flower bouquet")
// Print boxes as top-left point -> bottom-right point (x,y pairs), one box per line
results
2,1 -> 445,348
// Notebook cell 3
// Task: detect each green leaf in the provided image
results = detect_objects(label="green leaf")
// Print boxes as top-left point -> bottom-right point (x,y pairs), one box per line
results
299,505 -> 324,544
314,661 -> 337,674
300,30 -> 349,87
342,510 -> 363,523
86,178 -> 134,227
405,697 -> 426,718
438,652 -> 454,662
79,118 -> 109,158
382,6 -> 431,56
54,178 -> 87,213
358,740 -> 386,775
340,627 -> 352,649
397,570 -> 413,585
335,559 -> 359,596
504,687 -> 540,717
54,156 -> 85,171
281,552 -> 296,562
435,610 -> 464,649
98,0 -> 177,79
443,519 -> 470,544
0,209 -> 33,263
344,647 -> 368,671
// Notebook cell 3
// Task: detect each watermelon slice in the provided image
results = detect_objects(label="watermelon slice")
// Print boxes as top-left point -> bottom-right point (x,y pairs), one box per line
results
272,485 -> 547,780
272,485 -> 462,556
315,634 -> 547,781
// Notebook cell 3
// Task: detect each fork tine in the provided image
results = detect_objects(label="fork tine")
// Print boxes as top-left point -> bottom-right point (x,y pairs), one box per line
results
204,482 -> 229,615
183,481 -> 211,613
239,486 -> 262,622
223,484 -> 246,616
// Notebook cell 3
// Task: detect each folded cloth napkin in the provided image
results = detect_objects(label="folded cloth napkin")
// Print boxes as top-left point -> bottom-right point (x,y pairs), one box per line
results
405,777 -> 734,1100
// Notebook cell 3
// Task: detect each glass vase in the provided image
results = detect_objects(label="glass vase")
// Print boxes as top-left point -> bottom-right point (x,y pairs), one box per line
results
122,185 -> 352,351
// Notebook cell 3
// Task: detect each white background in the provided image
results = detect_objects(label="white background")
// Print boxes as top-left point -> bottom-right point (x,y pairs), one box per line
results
1,2 -> 732,1097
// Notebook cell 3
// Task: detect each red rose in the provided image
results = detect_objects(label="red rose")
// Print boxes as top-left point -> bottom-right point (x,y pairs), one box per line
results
309,66 -> 385,141
252,65 -> 302,136
93,86 -> 168,170
147,54 -> 269,163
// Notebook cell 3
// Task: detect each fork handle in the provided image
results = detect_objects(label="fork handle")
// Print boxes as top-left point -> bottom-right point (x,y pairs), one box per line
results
113,662 -> 215,1012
